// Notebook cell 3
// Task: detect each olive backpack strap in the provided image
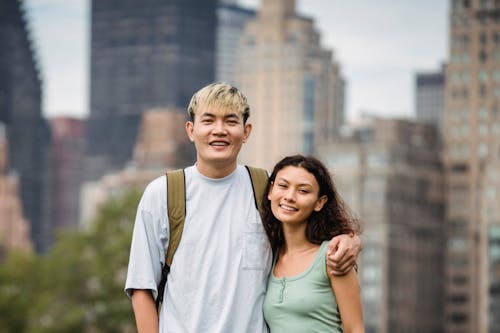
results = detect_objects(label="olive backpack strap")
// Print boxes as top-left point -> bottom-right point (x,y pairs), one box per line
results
245,166 -> 269,219
156,169 -> 185,312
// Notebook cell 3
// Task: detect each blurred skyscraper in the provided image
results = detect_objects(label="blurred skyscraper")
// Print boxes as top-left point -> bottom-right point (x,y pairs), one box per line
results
216,1 -> 255,83
49,118 -> 86,230
235,0 -> 345,170
481,148 -> 500,333
319,118 -> 445,333
86,0 -> 216,181
0,0 -> 51,252
80,108 -> 188,225
415,65 -> 446,136
0,123 -> 33,258
445,1 -> 500,331
218,0 -> 238,5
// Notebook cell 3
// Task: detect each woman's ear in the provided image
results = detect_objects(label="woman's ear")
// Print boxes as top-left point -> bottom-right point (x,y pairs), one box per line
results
314,195 -> 328,212
267,181 -> 274,200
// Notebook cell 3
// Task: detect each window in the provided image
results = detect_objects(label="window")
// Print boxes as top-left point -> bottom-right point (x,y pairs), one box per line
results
479,69 -> 489,82
448,312 -> 467,324
367,151 -> 387,168
448,237 -> 468,251
450,256 -> 468,268
480,84 -> 487,97
451,274 -> 468,286
480,33 -> 487,44
480,50 -> 488,63
479,123 -> 489,136
448,293 -> 468,304
478,142 -> 489,158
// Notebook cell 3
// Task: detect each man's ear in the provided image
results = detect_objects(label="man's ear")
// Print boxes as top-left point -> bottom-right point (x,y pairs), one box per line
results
185,121 -> 194,142
314,195 -> 328,212
243,123 -> 252,142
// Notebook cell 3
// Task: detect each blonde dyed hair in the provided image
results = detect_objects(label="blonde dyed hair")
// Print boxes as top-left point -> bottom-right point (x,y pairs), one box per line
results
187,82 -> 250,123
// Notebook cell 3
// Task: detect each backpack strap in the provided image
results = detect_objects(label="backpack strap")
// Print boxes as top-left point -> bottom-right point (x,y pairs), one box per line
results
156,169 -> 185,312
245,166 -> 269,218
165,169 -> 186,267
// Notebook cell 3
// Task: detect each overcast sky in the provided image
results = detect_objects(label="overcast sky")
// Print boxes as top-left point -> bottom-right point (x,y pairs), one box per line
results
24,0 -> 448,120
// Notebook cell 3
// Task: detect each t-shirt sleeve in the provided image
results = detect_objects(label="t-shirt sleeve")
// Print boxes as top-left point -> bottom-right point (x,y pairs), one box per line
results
124,176 -> 169,300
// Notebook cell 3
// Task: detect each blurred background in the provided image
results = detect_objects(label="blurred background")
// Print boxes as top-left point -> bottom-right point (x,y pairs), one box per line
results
0,0 -> 498,332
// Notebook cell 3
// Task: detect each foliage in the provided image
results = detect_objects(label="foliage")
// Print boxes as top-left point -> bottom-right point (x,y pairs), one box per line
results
0,190 -> 142,333
0,251 -> 39,332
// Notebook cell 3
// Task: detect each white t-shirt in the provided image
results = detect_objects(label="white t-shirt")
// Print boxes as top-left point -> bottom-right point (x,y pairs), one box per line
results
125,164 -> 272,333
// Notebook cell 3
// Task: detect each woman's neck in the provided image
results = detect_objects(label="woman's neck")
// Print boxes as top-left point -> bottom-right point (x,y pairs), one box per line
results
281,224 -> 315,255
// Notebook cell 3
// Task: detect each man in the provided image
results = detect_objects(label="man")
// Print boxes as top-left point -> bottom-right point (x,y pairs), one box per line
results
125,82 -> 361,332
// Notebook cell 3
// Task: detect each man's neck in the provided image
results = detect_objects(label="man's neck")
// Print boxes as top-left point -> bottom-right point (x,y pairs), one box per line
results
196,161 -> 237,179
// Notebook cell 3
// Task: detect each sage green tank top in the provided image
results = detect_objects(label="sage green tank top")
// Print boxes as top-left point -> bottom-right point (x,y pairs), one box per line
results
263,241 -> 343,333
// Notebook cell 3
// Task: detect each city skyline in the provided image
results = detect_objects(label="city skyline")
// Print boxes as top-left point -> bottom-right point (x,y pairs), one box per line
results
25,0 -> 448,120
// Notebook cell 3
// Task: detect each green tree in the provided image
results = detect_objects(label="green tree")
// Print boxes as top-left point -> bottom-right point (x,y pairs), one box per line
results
0,189 -> 142,333
0,250 -> 39,332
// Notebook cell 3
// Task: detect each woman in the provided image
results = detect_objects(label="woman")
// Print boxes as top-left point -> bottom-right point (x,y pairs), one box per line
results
262,155 -> 364,333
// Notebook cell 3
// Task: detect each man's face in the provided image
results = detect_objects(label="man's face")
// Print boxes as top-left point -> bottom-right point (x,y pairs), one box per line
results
185,106 -> 251,173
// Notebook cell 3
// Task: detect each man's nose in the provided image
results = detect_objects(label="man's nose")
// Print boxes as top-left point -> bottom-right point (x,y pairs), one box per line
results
213,121 -> 227,134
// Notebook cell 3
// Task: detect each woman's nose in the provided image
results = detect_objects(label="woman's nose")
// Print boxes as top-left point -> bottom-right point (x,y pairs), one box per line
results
284,189 -> 296,202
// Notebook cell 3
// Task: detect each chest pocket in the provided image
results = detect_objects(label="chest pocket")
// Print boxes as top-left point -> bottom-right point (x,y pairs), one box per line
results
242,221 -> 270,270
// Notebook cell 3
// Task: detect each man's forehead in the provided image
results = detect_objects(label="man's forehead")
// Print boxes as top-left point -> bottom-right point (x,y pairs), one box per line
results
198,106 -> 243,118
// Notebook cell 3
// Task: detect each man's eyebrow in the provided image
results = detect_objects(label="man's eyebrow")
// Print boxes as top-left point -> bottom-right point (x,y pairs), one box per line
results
199,112 -> 215,118
224,113 -> 240,119
198,112 -> 241,119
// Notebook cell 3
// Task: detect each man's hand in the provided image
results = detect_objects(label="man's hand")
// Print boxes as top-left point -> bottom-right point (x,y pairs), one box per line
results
327,234 -> 362,276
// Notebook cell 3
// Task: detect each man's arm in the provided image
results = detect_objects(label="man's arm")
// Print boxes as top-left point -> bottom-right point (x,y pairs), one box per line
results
327,234 -> 362,276
125,177 -> 169,332
131,289 -> 159,333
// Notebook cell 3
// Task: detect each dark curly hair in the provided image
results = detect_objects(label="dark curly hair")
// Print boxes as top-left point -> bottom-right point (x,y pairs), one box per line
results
262,155 -> 361,255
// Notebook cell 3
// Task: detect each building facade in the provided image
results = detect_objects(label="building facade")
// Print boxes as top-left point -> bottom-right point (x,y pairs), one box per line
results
235,0 -> 345,170
215,2 -> 255,83
445,0 -> 500,331
49,118 -> 87,230
81,108 -> 190,226
0,0 -> 50,252
318,118 -> 445,333
87,0 -> 216,181
481,143 -> 500,333
415,65 -> 446,134
0,123 -> 33,259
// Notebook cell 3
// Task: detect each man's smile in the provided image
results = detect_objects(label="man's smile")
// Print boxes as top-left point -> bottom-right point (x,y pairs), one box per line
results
209,140 -> 229,146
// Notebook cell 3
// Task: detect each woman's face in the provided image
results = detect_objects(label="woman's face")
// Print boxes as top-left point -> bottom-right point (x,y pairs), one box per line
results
268,166 -> 327,227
